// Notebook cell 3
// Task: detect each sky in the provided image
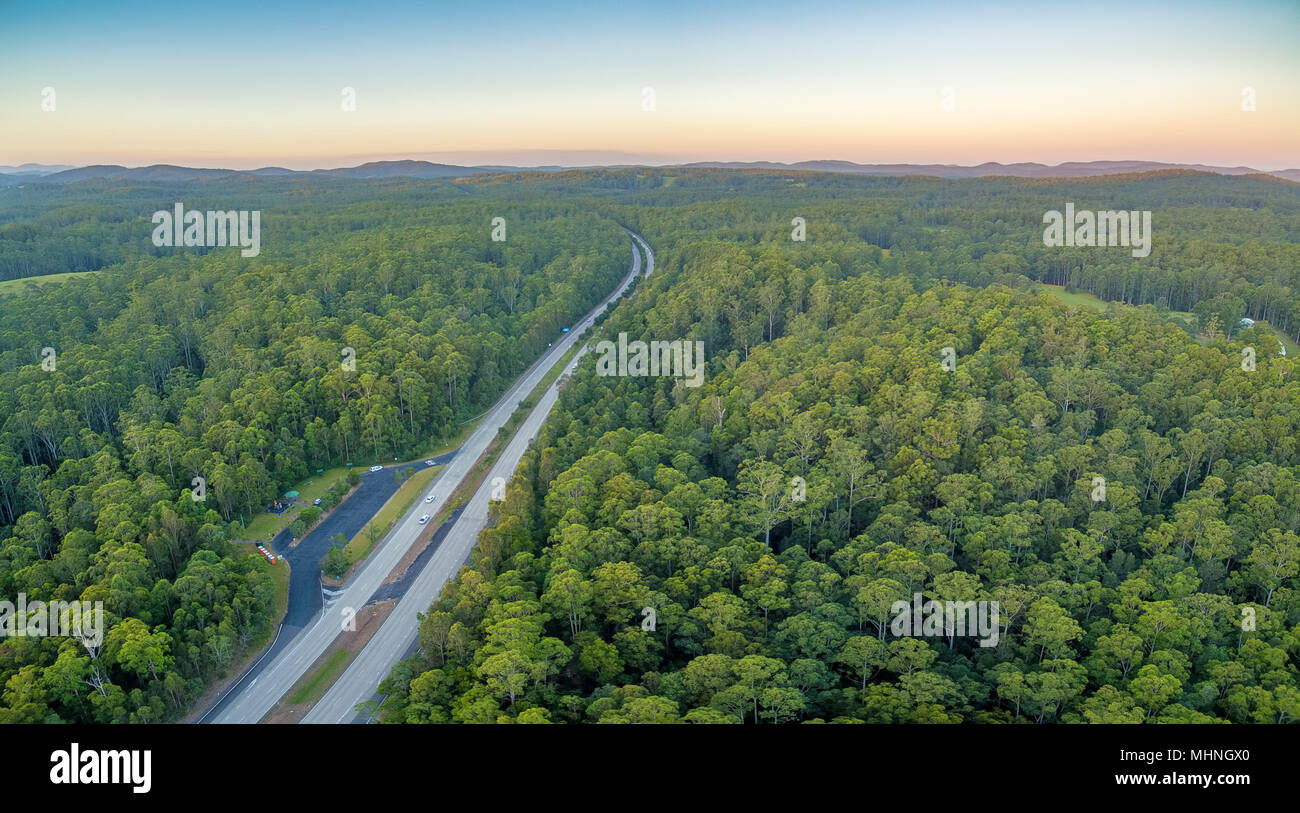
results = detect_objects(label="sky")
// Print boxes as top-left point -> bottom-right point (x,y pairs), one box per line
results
1,0 -> 1297,169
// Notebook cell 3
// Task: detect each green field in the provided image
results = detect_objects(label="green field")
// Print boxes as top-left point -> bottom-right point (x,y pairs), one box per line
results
239,465 -> 352,541
1037,283 -> 1296,357
1035,283 -> 1110,311
0,271 -> 100,293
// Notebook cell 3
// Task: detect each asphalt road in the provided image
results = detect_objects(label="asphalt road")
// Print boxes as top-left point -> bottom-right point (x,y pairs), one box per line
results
197,456 -> 453,722
205,230 -> 652,724
278,456 -> 455,627
303,230 -> 654,723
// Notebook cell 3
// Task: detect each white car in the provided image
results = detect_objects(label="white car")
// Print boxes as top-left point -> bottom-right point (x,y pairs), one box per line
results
368,465 -> 383,472
424,459 -> 434,466
419,514 -> 430,524
424,496 -> 433,503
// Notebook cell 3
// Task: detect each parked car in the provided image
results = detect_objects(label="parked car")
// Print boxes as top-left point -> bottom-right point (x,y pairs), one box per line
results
419,514 -> 430,524
369,465 -> 383,472
312,497 -> 322,506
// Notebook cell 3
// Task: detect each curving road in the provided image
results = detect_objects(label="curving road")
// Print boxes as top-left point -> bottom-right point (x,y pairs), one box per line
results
206,229 -> 652,724
303,230 -> 654,723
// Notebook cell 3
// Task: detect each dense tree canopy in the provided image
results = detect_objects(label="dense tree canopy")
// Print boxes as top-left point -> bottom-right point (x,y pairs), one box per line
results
0,180 -> 627,722
3,167 -> 1298,723
377,170 -> 1300,723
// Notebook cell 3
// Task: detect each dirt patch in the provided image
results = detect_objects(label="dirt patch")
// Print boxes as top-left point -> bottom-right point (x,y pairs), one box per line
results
259,599 -> 396,724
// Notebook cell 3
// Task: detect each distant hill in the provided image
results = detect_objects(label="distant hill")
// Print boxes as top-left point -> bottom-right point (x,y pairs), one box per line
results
681,159 -> 1299,181
15,158 -> 1300,185
37,160 -> 490,184
41,164 -> 241,183
0,163 -> 75,176
310,160 -> 489,179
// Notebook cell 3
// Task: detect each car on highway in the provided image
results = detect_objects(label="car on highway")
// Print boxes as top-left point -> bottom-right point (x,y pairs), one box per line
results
424,496 -> 433,503
419,514 -> 430,524
424,459 -> 434,466
368,465 -> 383,472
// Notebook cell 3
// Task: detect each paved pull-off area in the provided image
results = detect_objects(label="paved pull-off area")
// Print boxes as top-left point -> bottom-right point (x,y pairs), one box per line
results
205,230 -> 652,724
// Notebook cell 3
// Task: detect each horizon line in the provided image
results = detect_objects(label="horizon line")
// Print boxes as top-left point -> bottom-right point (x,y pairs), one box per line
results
6,156 -> 1299,174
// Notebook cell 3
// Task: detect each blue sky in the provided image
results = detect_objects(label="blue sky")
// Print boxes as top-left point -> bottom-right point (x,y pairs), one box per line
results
2,0 -> 1297,168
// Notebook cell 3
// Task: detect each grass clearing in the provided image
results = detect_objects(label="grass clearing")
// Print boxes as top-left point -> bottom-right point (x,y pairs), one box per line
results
1035,283 -> 1109,312
0,271 -> 100,293
238,465 -> 353,541
1037,283 -> 1296,358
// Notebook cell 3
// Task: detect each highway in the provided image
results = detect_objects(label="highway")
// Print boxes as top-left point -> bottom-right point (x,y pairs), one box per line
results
205,229 -> 652,724
303,230 -> 654,723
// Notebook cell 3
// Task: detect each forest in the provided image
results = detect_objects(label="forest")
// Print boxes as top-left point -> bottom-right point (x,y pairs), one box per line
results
376,169 -> 1300,723
2,167 -> 1298,723
0,177 -> 628,722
